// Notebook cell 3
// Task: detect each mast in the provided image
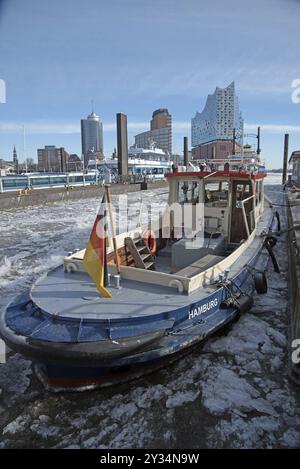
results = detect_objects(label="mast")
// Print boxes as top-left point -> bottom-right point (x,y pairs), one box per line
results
105,184 -> 120,274
23,125 -> 28,173
183,136 -> 189,167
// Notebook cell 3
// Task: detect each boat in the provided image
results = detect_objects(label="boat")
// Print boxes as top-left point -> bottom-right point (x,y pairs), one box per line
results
88,143 -> 173,181
0,151 -> 279,390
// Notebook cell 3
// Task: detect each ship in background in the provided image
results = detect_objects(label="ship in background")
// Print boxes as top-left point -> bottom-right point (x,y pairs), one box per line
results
0,142 -> 174,192
87,141 -> 174,181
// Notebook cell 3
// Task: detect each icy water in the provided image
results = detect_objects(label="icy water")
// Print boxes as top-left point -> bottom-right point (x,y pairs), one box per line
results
0,175 -> 300,448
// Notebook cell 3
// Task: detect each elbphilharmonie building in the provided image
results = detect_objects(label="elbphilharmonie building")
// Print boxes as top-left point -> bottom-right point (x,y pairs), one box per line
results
191,82 -> 243,148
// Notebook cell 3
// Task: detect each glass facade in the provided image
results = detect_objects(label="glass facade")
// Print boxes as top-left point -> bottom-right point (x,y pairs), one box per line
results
191,82 -> 243,147
81,112 -> 103,167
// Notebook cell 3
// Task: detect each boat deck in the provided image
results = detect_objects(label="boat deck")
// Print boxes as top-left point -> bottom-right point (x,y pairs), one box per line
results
31,266 -> 216,320
30,203 -> 273,321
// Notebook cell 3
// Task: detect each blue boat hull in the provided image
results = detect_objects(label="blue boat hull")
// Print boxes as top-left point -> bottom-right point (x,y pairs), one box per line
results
0,242 -> 270,390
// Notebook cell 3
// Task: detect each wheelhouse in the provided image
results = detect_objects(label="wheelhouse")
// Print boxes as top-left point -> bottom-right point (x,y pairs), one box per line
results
166,168 -> 265,245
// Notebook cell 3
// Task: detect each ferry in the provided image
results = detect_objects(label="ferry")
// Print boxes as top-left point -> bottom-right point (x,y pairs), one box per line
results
88,144 -> 173,181
0,152 -> 280,390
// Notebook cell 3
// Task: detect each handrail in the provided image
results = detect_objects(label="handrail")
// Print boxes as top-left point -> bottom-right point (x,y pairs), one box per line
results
241,194 -> 255,238
203,171 -> 218,179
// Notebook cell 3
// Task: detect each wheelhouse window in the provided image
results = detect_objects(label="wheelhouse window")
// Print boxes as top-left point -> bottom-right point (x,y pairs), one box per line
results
235,182 -> 250,201
178,181 -> 200,204
205,181 -> 229,207
255,181 -> 263,205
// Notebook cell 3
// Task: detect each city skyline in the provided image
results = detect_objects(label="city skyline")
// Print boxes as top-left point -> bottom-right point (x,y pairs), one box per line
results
0,0 -> 300,167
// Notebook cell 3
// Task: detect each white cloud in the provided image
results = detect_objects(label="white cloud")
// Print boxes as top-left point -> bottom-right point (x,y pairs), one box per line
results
1,120 -> 300,136
245,123 -> 300,133
0,121 -> 149,134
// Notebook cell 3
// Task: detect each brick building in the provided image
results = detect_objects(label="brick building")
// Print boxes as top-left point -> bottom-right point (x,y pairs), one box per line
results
37,146 -> 70,172
192,140 -> 241,160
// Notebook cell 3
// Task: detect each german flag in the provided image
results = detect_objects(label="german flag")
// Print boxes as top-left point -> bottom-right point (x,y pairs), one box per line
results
83,193 -> 112,298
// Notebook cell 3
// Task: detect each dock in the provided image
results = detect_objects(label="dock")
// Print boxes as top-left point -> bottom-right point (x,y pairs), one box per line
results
287,190 -> 300,384
0,179 -> 167,210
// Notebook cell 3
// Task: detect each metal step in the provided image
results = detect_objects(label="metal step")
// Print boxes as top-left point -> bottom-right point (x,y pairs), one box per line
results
125,236 -> 155,270
140,253 -> 152,261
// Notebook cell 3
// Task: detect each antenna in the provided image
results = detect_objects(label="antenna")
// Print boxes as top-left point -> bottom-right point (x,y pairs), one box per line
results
241,124 -> 244,163
91,99 -> 94,113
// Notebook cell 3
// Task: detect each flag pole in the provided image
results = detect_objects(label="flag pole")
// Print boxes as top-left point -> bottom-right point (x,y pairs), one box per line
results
103,197 -> 109,288
104,184 -> 120,274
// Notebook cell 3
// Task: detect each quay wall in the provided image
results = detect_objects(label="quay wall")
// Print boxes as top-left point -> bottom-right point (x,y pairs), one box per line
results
287,193 -> 300,385
0,180 -> 167,210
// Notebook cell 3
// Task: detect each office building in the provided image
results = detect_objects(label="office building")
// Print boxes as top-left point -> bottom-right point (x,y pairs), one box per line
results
81,111 -> 103,167
37,146 -> 69,172
134,108 -> 172,154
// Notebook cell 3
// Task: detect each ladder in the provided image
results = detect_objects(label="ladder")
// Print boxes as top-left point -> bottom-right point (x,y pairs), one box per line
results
125,236 -> 155,270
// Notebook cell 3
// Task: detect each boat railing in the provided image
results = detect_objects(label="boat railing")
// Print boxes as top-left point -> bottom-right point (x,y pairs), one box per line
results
191,154 -> 265,174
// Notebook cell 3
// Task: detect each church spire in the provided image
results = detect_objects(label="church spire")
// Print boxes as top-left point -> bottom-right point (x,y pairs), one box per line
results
13,145 -> 19,173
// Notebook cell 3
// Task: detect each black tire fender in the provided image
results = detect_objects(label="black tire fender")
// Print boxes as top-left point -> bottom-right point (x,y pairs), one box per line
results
254,272 -> 268,294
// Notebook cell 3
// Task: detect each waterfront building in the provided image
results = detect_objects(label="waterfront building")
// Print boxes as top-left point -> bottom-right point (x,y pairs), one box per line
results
37,146 -> 70,172
0,159 -> 14,174
134,108 -> 172,154
192,140 -> 241,159
67,154 -> 82,172
0,146 -> 19,174
81,111 -> 104,167
191,82 -> 243,159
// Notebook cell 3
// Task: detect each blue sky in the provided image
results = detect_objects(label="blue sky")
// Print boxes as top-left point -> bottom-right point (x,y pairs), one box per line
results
0,0 -> 300,168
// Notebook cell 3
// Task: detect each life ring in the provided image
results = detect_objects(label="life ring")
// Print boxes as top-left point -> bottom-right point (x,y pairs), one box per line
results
142,230 -> 156,254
